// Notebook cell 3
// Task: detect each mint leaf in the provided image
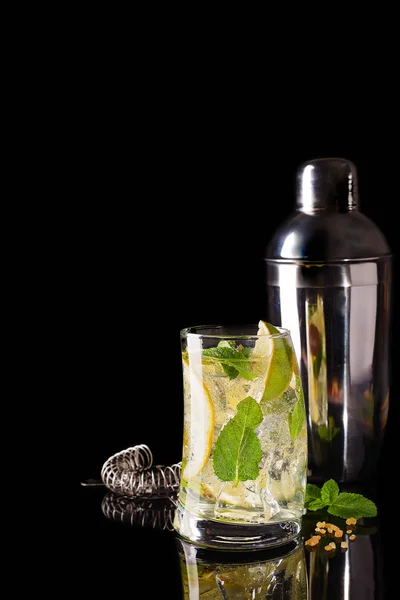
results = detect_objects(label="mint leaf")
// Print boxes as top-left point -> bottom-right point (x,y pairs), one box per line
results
308,498 -> 328,511
213,397 -> 263,485
203,346 -> 239,378
203,345 -> 256,380
217,340 -> 236,350
288,396 -> 306,441
305,483 -> 322,505
241,346 -> 252,358
313,350 -> 322,378
222,362 -> 239,379
289,376 -> 306,440
203,346 -> 234,360
328,493 -> 377,519
321,479 -> 339,505
318,416 -> 340,441
295,375 -> 304,401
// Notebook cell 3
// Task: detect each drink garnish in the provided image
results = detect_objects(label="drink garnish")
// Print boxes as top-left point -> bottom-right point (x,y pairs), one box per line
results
213,397 -> 263,486
256,321 -> 294,402
203,341 -> 255,380
305,479 -> 377,518
181,359 -> 215,480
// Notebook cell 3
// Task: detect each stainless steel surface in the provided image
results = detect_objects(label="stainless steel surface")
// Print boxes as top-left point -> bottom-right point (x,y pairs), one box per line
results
80,479 -> 105,487
265,158 -> 392,483
296,157 -> 359,212
101,444 -> 181,497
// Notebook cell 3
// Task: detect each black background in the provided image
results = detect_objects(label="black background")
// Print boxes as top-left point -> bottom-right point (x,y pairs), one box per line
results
69,54 -> 399,597
65,1 -> 399,489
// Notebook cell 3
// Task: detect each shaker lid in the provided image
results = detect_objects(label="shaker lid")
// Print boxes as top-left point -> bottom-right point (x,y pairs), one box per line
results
265,157 -> 391,261
296,157 -> 358,212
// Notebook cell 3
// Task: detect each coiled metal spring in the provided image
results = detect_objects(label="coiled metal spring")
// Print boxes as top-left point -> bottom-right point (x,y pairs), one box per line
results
101,493 -> 176,531
101,444 -> 181,498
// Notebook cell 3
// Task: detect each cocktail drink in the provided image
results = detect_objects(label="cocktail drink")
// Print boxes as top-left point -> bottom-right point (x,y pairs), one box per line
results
177,536 -> 308,598
173,321 -> 307,550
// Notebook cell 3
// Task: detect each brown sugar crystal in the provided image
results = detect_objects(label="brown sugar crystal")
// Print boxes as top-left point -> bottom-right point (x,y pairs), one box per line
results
334,529 -> 343,539
324,542 -> 336,551
305,535 -> 321,547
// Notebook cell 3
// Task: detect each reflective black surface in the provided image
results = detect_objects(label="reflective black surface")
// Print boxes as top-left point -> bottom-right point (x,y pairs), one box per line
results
78,482 -> 393,599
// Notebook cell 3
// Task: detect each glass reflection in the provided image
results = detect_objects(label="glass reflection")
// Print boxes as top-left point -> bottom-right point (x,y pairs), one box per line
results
176,537 -> 307,599
98,491 -> 385,599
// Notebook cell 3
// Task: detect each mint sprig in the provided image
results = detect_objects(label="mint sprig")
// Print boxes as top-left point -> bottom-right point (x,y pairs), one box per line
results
305,483 -> 322,504
203,341 -> 255,380
305,479 -> 377,519
213,396 -> 263,485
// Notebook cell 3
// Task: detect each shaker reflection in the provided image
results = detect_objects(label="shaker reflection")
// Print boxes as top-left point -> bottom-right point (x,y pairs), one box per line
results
99,491 -> 385,598
304,518 -> 384,599
176,537 -> 308,599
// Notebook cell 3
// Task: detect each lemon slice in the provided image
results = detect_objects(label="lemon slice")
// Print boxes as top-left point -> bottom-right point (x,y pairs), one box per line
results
256,320 -> 294,403
269,471 -> 296,501
182,359 -> 215,480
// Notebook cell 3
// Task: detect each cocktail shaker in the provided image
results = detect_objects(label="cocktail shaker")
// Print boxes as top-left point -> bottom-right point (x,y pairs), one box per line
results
265,158 -> 392,483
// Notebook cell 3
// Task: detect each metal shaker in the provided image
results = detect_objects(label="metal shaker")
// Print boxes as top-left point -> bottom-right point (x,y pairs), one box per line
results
265,158 -> 392,483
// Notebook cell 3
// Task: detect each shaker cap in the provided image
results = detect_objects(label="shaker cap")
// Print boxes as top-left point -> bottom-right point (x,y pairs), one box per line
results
296,157 -> 358,212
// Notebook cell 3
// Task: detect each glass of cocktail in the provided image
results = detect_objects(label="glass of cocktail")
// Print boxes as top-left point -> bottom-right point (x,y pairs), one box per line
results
173,321 -> 307,550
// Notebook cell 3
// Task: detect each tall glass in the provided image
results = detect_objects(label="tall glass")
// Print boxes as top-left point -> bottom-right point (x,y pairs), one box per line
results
173,322 -> 307,550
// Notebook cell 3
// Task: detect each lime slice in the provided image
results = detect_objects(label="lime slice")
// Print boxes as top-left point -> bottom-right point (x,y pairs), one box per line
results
256,320 -> 293,403
182,359 -> 215,480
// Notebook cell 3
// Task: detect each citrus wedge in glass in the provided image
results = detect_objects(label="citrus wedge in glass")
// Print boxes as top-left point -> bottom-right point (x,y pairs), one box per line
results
182,358 -> 215,480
